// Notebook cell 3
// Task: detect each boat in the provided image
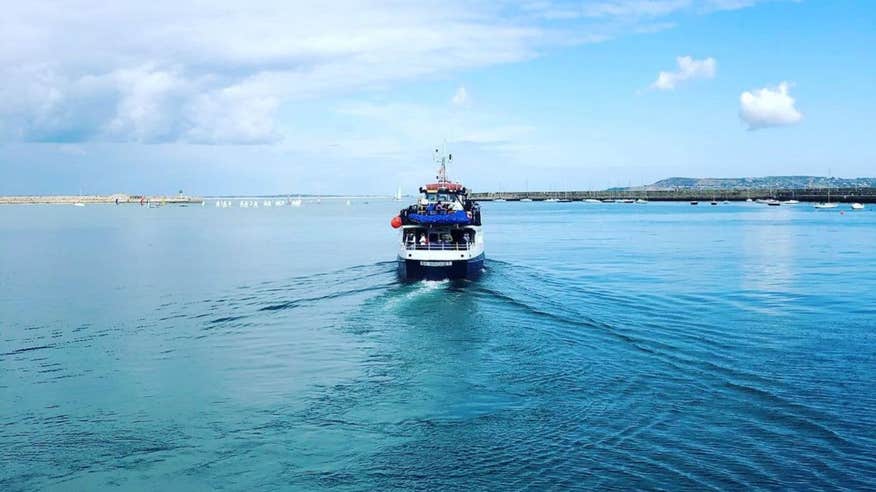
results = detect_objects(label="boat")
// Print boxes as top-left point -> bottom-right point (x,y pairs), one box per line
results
635,198 -> 648,204
520,198 -> 533,202
746,198 -> 753,203
815,172 -> 838,209
851,203 -> 865,210
289,197 -> 303,207
73,202 -> 85,207
494,198 -> 507,202
394,186 -> 403,201
584,198 -> 602,203
767,200 -> 781,206
783,200 -> 800,205
619,198 -> 635,204
391,147 -> 484,281
690,201 -> 699,205
710,201 -> 718,206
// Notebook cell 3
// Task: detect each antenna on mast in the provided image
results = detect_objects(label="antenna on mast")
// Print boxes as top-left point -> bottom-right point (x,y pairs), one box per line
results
435,142 -> 450,183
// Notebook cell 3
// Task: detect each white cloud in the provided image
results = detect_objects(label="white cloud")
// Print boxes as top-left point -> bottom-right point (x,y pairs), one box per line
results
0,0 -> 772,145
451,87 -> 470,107
652,56 -> 716,90
739,82 -> 803,130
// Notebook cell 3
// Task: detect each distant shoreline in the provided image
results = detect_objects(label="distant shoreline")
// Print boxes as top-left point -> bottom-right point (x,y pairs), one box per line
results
0,194 -> 203,205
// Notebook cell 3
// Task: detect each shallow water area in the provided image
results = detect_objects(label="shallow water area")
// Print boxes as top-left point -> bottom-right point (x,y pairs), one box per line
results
2,200 -> 875,490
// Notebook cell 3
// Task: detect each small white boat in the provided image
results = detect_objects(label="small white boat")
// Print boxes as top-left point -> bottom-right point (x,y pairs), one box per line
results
289,197 -> 303,207
545,198 -> 560,202
73,202 -> 85,207
619,198 -> 635,204
815,177 -> 837,209
494,198 -> 507,202
635,198 -> 648,204
520,198 -> 533,202
765,199 -> 781,206
584,198 -> 601,203
851,203 -> 865,210
746,198 -> 753,203
783,200 -> 800,205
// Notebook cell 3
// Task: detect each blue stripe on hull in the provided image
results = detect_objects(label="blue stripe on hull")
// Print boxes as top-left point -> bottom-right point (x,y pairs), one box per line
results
398,253 -> 485,281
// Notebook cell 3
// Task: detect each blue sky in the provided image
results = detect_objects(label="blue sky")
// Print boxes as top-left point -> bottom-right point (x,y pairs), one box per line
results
1,0 -> 873,195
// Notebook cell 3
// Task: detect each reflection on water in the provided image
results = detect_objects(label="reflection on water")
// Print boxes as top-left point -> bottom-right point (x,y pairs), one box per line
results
2,202 -> 876,489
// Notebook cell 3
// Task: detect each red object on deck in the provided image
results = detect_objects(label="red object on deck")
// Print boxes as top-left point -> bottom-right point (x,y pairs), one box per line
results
391,216 -> 402,228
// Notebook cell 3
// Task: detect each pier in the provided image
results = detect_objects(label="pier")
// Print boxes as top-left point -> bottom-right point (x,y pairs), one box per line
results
471,187 -> 876,203
0,194 -> 204,205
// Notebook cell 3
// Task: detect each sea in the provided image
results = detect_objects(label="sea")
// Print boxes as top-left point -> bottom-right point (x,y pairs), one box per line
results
2,200 -> 875,490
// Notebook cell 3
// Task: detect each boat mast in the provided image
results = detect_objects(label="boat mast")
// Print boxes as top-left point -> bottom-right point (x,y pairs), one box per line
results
434,143 -> 451,184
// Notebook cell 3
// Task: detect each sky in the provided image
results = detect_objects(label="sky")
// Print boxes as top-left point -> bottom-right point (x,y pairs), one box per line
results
0,0 -> 874,195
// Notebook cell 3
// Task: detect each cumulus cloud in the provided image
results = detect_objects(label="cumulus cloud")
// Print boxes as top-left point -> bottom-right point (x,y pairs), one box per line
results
0,0 -> 772,145
451,87 -> 470,107
739,82 -> 802,130
652,56 -> 716,90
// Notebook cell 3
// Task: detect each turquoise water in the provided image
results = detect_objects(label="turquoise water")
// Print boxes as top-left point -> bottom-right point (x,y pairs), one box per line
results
2,201 -> 875,490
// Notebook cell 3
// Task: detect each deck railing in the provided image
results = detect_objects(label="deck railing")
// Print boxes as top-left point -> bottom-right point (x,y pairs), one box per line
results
404,242 -> 472,251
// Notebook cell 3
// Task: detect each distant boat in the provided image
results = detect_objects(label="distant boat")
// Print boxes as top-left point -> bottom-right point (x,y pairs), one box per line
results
722,200 -> 729,204
494,198 -> 507,202
394,186 -> 403,201
635,198 -> 648,204
73,202 -> 85,207
584,198 -> 601,203
767,200 -> 781,206
545,198 -> 560,202
815,171 -> 837,209
710,201 -> 718,206
746,198 -> 753,203
851,203 -> 865,210
520,198 -> 533,202
602,198 -> 616,203
346,199 -> 351,206
783,200 -> 800,205
289,197 -> 303,207
619,198 -> 635,204
690,201 -> 699,205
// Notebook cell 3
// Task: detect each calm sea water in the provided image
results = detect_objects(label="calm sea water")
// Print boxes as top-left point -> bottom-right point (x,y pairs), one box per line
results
2,200 -> 875,490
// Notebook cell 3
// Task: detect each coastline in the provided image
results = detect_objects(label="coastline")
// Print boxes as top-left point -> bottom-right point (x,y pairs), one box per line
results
0,194 -> 203,205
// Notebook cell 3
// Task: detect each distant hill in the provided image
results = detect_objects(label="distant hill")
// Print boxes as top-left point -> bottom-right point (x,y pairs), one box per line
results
617,176 -> 876,191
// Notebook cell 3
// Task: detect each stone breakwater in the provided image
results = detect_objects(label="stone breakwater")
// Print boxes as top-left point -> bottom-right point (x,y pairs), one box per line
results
471,187 -> 876,203
0,194 -> 204,205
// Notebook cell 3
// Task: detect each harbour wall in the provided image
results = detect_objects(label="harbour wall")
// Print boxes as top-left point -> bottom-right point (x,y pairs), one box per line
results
0,194 -> 204,205
471,188 -> 876,203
